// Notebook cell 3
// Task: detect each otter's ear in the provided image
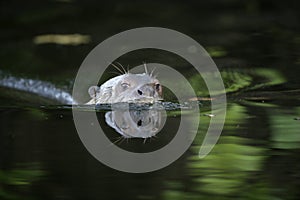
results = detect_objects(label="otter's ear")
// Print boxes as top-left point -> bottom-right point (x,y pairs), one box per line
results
88,86 -> 100,98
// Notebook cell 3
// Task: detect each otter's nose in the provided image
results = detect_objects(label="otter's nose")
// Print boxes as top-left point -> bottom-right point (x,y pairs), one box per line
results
137,84 -> 155,97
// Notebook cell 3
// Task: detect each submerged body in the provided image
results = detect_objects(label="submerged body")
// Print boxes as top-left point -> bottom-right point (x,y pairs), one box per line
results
86,73 -> 163,104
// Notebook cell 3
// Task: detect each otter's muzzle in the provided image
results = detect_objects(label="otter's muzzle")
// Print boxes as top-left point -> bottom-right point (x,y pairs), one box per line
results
137,84 -> 160,98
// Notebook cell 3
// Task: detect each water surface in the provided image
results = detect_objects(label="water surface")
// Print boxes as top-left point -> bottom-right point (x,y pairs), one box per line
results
1,0 -> 300,199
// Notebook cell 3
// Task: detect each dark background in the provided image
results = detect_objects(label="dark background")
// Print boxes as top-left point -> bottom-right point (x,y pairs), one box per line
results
1,0 -> 299,85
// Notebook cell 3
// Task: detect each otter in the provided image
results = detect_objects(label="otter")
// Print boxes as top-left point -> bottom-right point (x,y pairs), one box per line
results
86,71 -> 163,104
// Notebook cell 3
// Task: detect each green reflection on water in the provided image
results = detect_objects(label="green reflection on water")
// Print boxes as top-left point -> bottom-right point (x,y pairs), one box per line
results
189,68 -> 286,97
162,99 -> 300,199
162,104 -> 272,199
0,164 -> 45,200
190,104 -> 266,195
206,46 -> 227,58
269,107 -> 300,150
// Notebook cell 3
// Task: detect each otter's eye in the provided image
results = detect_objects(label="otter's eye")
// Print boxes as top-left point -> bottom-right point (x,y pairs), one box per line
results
155,84 -> 160,91
121,83 -> 130,90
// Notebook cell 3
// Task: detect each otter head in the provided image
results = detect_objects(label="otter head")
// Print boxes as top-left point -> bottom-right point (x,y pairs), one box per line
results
87,73 -> 163,104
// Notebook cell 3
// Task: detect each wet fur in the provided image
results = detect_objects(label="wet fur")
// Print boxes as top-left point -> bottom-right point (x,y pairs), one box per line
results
86,63 -> 162,104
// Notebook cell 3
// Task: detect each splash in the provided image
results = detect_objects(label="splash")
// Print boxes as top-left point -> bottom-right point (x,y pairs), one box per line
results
0,71 -> 76,104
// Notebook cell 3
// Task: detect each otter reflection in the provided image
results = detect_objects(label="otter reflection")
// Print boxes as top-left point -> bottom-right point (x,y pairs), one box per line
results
105,109 -> 165,138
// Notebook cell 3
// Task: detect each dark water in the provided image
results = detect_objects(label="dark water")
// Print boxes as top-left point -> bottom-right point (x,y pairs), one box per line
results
1,0 -> 300,199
